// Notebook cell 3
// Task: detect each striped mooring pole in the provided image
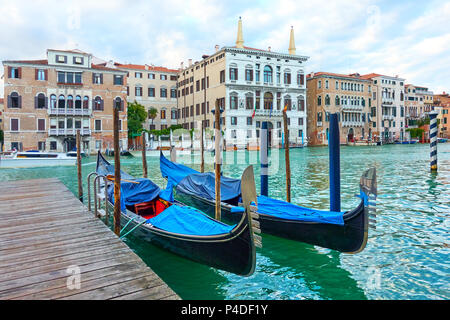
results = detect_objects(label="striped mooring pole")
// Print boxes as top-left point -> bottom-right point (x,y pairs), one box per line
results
260,121 -> 269,196
429,111 -> 438,171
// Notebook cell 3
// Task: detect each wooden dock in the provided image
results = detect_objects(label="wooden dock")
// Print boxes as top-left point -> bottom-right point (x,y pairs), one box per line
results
0,178 -> 180,300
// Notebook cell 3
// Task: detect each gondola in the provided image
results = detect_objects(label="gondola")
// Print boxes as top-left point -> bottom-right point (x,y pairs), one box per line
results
160,153 -> 377,254
93,151 -> 260,276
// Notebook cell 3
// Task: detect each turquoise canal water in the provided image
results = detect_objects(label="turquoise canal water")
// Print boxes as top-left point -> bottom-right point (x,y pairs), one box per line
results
1,143 -> 449,299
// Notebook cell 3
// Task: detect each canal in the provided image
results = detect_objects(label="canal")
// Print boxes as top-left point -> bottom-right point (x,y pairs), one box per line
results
1,143 -> 449,299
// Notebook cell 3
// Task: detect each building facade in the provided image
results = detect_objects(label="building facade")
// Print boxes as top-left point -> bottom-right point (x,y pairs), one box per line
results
115,63 -> 178,131
360,73 -> 406,143
306,72 -> 372,145
404,84 -> 434,128
2,49 -> 128,153
176,19 -> 309,149
434,92 -> 450,138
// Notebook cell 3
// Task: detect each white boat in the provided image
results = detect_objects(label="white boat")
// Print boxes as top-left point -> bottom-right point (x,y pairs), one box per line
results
0,150 -> 76,168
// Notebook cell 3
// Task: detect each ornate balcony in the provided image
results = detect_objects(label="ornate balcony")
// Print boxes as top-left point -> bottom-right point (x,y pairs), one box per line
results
49,128 -> 91,136
48,108 -> 92,116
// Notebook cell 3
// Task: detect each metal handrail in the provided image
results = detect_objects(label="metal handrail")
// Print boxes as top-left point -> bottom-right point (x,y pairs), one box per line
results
93,174 -> 105,218
87,172 -> 98,212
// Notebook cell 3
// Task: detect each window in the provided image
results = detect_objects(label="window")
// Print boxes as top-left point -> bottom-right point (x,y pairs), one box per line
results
95,120 -> 102,131
36,93 -> 46,109
50,94 -> 57,108
9,67 -> 20,79
56,55 -> 67,63
114,97 -> 123,111
50,141 -> 57,151
171,109 -> 177,119
245,67 -> 253,81
148,73 -> 155,79
170,88 -> 177,98
73,56 -> 83,64
231,117 -> 237,125
325,94 -> 330,106
93,96 -> 103,111
297,73 -> 304,86
161,109 -> 166,119
263,66 -> 273,83
37,69 -> 46,81
220,70 -> 225,83
246,95 -> 254,109
38,141 -> 45,151
135,86 -> 143,97
230,67 -> 238,81
8,92 -> 20,108
135,72 -> 142,78
325,80 -> 329,89
57,72 -> 65,83
160,74 -> 167,80
230,95 -> 238,109
93,73 -> 102,84
247,117 -> 252,125
83,96 -> 89,109
160,88 -> 167,98
37,119 -> 45,131
318,96 -> 322,106
148,87 -> 155,97
318,80 -> 322,89
58,95 -> 65,108
67,95 -> 73,108
66,72 -> 74,84
114,75 -> 123,85
298,96 -> 305,111
284,96 -> 292,110
11,118 -> 19,131
298,118 -> 304,126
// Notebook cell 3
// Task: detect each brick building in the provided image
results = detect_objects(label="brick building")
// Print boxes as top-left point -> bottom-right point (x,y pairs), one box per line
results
2,49 -> 128,153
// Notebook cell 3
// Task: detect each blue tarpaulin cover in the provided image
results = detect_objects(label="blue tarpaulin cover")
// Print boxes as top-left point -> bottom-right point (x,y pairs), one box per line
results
160,152 -> 198,185
108,178 -> 162,211
160,153 -> 345,226
177,173 -> 241,201
256,195 -> 344,225
147,205 -> 236,236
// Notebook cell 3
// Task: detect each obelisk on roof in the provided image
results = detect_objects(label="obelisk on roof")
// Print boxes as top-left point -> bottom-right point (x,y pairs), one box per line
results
288,26 -> 296,55
236,17 -> 244,48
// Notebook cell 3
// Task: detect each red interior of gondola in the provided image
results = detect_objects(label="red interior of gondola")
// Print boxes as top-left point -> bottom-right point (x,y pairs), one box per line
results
128,197 -> 171,220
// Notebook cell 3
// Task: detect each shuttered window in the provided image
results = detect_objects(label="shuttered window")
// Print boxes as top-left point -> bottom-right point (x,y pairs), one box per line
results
11,119 -> 19,131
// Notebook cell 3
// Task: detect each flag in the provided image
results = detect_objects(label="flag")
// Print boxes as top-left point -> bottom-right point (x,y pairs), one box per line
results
269,102 -> 273,118
251,101 -> 256,118
283,102 -> 288,113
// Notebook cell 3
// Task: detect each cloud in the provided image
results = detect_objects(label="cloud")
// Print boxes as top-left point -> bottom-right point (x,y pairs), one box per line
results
0,0 -> 449,97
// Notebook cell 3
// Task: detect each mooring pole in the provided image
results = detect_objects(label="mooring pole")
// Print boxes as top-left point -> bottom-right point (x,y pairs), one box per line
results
329,113 -> 341,212
214,99 -> 221,221
260,121 -> 269,197
429,111 -> 438,171
283,110 -> 291,202
142,132 -> 147,178
76,129 -> 83,202
113,102 -> 121,236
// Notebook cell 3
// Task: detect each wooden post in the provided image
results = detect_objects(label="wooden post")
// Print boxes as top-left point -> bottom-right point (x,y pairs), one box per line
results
200,126 -> 205,173
214,99 -> 221,221
113,104 -> 121,236
283,110 -> 291,202
329,113 -> 341,212
142,133 -> 147,178
76,129 -> 83,202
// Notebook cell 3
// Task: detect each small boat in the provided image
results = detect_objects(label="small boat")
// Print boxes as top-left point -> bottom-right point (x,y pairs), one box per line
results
93,152 -> 260,276
437,138 -> 448,143
67,147 -> 86,158
0,150 -> 76,168
160,153 -> 377,254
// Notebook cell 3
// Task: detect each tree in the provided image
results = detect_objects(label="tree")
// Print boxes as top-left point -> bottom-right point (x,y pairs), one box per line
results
148,107 -> 158,129
127,100 -> 147,138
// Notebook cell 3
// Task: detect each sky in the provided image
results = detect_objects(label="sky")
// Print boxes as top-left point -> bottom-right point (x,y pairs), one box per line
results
1,0 -> 450,97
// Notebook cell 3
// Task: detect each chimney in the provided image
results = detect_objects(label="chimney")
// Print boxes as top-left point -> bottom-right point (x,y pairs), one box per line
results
268,46 -> 271,52
144,64 -> 149,70
188,59 -> 192,67
215,45 -> 220,52
180,61 -> 184,70
288,26 -> 296,55
236,17 -> 244,48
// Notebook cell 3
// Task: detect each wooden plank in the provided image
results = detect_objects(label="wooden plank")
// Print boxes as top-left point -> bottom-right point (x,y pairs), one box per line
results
0,178 -> 179,300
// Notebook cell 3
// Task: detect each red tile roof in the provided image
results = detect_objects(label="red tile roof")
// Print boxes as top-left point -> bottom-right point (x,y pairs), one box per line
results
114,63 -> 178,73
359,73 -> 383,79
306,71 -> 369,80
4,59 -> 48,65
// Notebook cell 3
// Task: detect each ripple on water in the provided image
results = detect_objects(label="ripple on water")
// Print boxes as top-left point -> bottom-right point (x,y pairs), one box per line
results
0,143 -> 449,300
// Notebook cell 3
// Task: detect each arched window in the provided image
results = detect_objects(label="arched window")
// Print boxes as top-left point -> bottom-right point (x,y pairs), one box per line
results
36,93 -> 46,109
284,95 -> 292,110
75,95 -> 82,109
245,65 -> 253,81
67,95 -> 73,108
114,97 -> 123,111
230,92 -> 238,110
317,95 -> 322,106
335,95 -> 340,106
284,69 -> 291,84
245,92 -> 254,109
58,95 -> 65,109
160,108 -> 166,119
83,96 -> 89,109
50,94 -> 57,109
263,92 -> 273,110
325,94 -> 330,106
94,96 -> 103,111
361,98 -> 365,107
263,66 -> 273,83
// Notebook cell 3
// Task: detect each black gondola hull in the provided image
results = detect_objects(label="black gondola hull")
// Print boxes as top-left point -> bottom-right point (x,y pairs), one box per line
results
175,191 -> 368,254
107,202 -> 256,276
